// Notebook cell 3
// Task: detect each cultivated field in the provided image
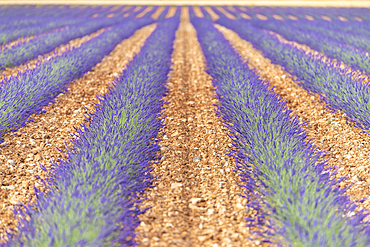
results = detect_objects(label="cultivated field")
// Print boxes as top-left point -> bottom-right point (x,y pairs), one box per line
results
0,4 -> 370,247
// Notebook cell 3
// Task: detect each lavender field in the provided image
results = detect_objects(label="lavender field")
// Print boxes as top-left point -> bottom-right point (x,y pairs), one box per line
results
0,4 -> 370,247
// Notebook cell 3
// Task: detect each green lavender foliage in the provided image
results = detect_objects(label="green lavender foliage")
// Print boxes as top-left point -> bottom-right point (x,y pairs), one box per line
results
214,15 -> 370,132
251,20 -> 370,73
191,15 -> 370,247
0,17 -> 153,142
3,14 -> 180,246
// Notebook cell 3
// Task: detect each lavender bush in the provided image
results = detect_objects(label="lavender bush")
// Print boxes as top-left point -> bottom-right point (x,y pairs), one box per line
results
250,19 -> 370,73
191,15 -> 370,246
3,15 -> 179,246
0,6 -> 156,68
0,16 -> 155,143
214,15 -> 370,133
0,6 -> 130,43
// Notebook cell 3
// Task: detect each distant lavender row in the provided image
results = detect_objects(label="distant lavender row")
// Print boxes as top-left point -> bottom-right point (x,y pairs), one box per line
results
256,15 -> 370,38
229,6 -> 370,45
0,6 -> 102,31
214,16 -> 370,133
0,18 -> 85,46
4,16 -> 179,246
211,7 -> 370,75
221,7 -> 370,39
233,6 -> 370,21
0,6 -> 133,46
0,5 -> 120,19
0,16 -> 154,143
0,5 -> 138,40
250,19 -> 370,72
0,16 -> 75,34
0,7 -> 152,68
191,16 -> 370,246
252,18 -> 370,52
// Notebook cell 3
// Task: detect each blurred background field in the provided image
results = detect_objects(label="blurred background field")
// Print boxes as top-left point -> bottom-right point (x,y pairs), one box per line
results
1,0 -> 370,7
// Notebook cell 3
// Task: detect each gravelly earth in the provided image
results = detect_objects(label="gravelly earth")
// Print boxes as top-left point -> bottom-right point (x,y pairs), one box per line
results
0,23 -> 156,240
135,9 -> 265,247
2,6 -> 370,246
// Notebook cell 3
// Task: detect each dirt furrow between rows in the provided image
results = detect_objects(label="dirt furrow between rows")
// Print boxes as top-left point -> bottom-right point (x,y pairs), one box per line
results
193,7 -> 205,18
204,7 -> 219,21
0,27 -> 106,82
136,6 -> 154,18
151,6 -> 165,20
136,9 -> 260,247
165,7 -> 178,19
217,24 -> 370,217
0,23 -> 156,239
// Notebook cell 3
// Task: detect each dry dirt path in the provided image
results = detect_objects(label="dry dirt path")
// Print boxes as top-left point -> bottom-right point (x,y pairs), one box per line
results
0,23 -> 156,240
151,6 -> 165,20
217,24 -> 370,219
204,7 -> 219,21
165,6 -> 178,18
136,9 -> 263,247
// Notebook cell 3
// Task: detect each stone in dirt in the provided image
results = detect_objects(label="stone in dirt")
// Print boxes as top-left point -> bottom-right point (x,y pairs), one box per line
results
171,183 -> 183,189
193,156 -> 201,161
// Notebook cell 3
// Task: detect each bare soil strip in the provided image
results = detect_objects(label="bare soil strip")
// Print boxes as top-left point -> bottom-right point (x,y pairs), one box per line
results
204,7 -> 219,21
136,9 -> 262,247
151,6 -> 165,20
135,6 -> 154,18
165,6 -> 177,19
215,7 -> 237,19
226,6 -> 237,12
0,23 -> 156,239
217,24 -> 370,218
0,27 -> 106,82
124,6 -> 143,17
239,12 -> 252,20
193,6 -> 205,18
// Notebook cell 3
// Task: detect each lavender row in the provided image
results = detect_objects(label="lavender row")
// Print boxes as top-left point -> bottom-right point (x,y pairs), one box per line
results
0,6 -> 101,31
0,5 -> 134,36
0,5 -> 135,45
250,19 -> 370,71
233,6 -> 369,21
230,7 -> 370,42
0,16 -> 154,144
232,6 -> 370,42
0,7 -> 153,68
191,15 -> 370,246
212,7 -> 370,75
214,15 -> 370,133
0,18 -> 86,46
4,16 -> 179,246
0,16 -> 73,34
254,18 -> 370,51
0,5 -> 118,18
224,7 -> 370,38
158,6 -> 171,20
